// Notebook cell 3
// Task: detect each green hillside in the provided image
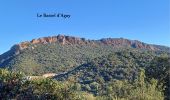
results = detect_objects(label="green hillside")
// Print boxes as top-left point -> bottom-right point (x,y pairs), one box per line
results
0,35 -> 170,99
0,35 -> 169,75
0,50 -> 169,99
1,43 -> 117,75
54,50 -> 170,98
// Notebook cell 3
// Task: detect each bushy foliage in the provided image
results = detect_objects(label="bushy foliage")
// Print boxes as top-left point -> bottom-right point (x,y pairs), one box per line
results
55,50 -> 169,99
0,69 -> 24,98
0,69 -> 96,99
145,56 -> 170,100
0,69 -> 165,100
103,69 -> 164,100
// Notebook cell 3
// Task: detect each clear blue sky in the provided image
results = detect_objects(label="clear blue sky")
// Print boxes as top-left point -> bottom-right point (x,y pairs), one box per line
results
0,0 -> 169,54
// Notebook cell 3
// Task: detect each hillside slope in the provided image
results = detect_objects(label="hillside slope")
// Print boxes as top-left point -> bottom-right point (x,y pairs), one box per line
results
0,34 -> 169,75
54,49 -> 169,97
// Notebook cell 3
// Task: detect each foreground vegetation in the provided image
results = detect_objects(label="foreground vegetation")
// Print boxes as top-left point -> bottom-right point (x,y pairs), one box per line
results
0,68 -> 167,100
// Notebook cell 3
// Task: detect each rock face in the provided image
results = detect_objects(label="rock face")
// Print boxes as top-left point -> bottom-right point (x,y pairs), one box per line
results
28,34 -> 84,45
14,34 -> 159,51
100,38 -> 157,50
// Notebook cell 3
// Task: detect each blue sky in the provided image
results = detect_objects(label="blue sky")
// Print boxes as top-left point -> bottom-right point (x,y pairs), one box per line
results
0,0 -> 169,54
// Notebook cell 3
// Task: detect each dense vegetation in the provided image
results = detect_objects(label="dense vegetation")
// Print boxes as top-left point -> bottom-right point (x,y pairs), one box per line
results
0,49 -> 169,99
1,43 -> 118,75
0,68 -> 166,100
1,42 -> 168,76
54,50 -> 169,99
0,69 -> 96,99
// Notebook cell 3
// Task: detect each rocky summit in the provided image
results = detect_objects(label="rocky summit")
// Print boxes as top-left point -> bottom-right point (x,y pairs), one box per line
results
8,34 -> 165,53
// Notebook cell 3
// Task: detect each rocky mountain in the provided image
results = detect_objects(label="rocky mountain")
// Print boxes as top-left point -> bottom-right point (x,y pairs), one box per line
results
0,34 -> 169,75
3,34 -> 167,52
0,34 -> 170,99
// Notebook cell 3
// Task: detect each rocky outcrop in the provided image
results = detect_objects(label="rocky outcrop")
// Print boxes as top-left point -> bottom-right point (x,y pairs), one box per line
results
100,38 -> 158,50
14,34 -> 159,51
15,35 -> 90,50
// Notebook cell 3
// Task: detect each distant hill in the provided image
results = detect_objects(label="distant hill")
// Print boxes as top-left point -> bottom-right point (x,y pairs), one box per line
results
0,34 -> 169,75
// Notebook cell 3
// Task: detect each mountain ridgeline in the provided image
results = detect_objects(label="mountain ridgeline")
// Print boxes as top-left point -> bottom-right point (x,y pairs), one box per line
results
0,34 -> 169,75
